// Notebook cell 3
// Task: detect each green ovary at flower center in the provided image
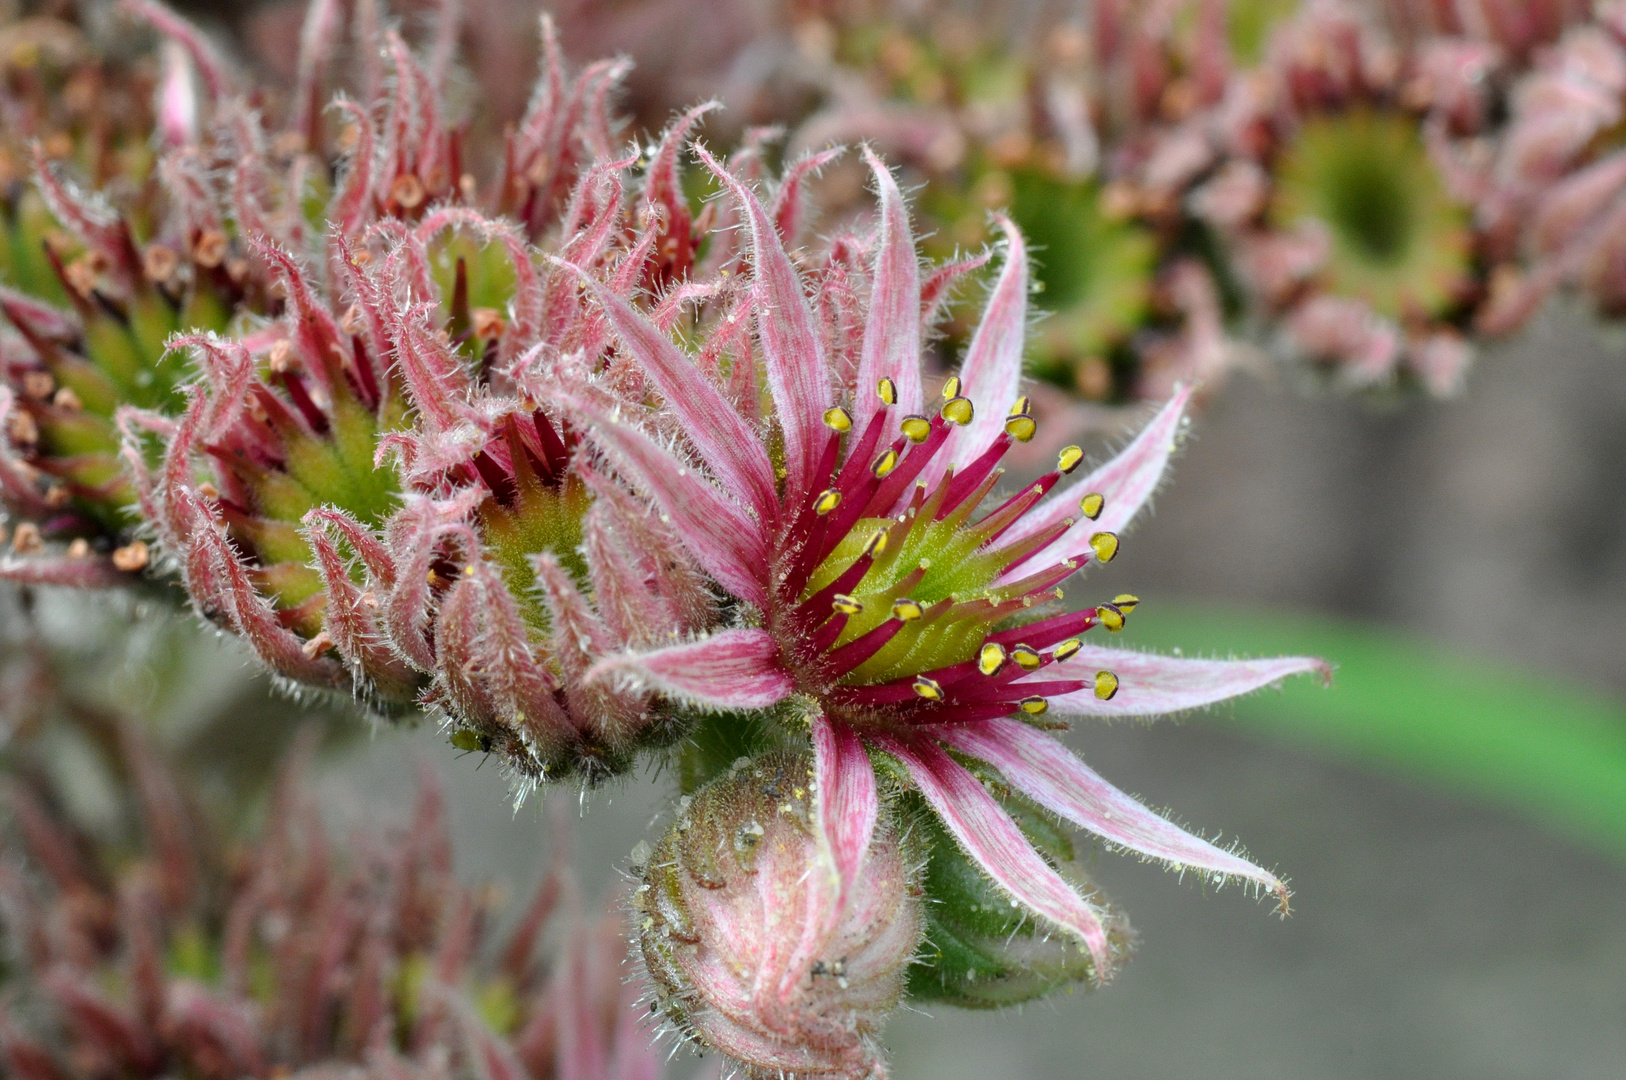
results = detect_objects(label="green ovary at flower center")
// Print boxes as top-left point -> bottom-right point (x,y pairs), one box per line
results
1273,110 -> 1471,319
804,510 -> 1017,685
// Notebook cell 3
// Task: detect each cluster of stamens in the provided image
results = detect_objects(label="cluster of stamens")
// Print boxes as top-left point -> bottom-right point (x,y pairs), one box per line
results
770,378 -> 1141,731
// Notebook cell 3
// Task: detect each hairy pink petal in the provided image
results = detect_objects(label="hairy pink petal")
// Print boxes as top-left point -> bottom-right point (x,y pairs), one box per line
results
696,146 -> 830,511
566,266 -> 777,524
1001,386 -> 1193,580
328,100 -> 378,240
811,714 -> 879,919
292,0 -> 343,144
939,717 -> 1288,906
879,737 -> 1115,974
919,249 -> 992,335
187,498 -> 346,687
1,287 -> 77,341
559,391 -> 768,607
31,146 -> 137,285
938,215 -> 1027,475
643,101 -> 718,238
465,560 -> 576,745
855,149 -> 923,413
585,629 -> 793,709
120,0 -> 231,102
391,302 -> 476,432
382,492 -> 482,671
303,511 -> 417,698
1035,644 -> 1329,717
769,147 -> 843,249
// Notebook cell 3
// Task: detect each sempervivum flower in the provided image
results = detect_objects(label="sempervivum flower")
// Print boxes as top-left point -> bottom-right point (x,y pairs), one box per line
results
1185,0 -> 1490,395
0,730 -> 670,1080
783,7 -> 1184,412
569,151 -> 1325,1001
3,1 -> 722,763
1470,10 -> 1626,329
636,752 -> 922,1080
1,0 -> 633,588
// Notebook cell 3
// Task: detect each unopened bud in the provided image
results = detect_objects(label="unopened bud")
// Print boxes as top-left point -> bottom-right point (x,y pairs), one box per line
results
907,792 -> 1134,1007
637,753 -> 922,1079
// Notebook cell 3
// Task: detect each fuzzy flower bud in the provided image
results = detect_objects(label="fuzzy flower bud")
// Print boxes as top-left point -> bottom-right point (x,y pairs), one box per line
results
636,753 -> 922,1080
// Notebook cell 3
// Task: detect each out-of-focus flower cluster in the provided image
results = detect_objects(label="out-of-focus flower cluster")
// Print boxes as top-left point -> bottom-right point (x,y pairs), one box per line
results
0,2 -> 1335,1077
779,0 -> 1626,406
0,725 -> 666,1080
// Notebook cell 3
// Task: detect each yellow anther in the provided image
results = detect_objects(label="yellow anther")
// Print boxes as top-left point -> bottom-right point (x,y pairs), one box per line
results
877,377 -> 898,405
978,642 -> 1009,676
1089,531 -> 1119,562
872,448 -> 900,478
942,375 -> 962,400
863,530 -> 889,558
814,489 -> 842,515
941,396 -> 974,426
1098,604 -> 1125,633
1079,493 -> 1105,520
832,594 -> 864,615
1005,414 -> 1037,442
1053,638 -> 1082,662
891,598 -> 924,621
1057,445 -> 1084,474
900,415 -> 933,443
1008,395 -> 1033,417
913,676 -> 944,700
1093,671 -> 1120,701
1112,593 -> 1140,613
1018,696 -> 1049,716
823,406 -> 853,432
1011,644 -> 1042,671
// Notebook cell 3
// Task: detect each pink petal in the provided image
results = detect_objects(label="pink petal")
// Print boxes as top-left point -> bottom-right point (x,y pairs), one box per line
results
1000,385 -> 1194,580
769,146 -> 843,249
584,628 -> 794,709
696,146 -> 831,510
0,286 -> 77,341
292,0 -> 343,144
563,264 -> 778,523
939,717 -> 1288,905
810,714 -> 879,917
877,736 -> 1116,975
1034,643 -> 1329,717
936,214 -> 1027,477
559,390 -> 768,607
855,148 -> 923,414
120,0 -> 231,102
